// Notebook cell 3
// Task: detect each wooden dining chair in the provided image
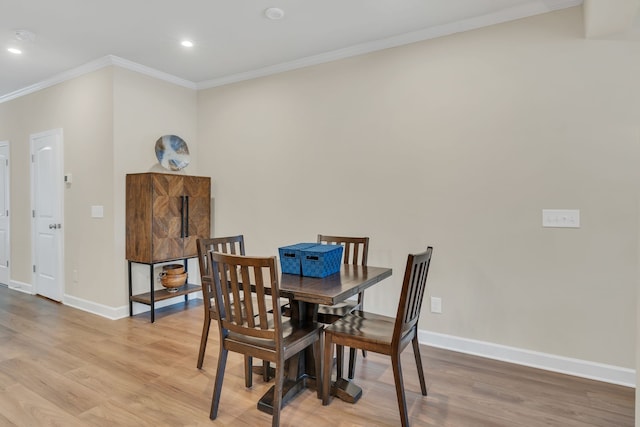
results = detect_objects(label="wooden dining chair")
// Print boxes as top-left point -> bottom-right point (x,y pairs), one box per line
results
197,236 -> 271,384
322,247 -> 433,427
316,234 -> 369,379
196,236 -> 246,370
208,252 -> 323,427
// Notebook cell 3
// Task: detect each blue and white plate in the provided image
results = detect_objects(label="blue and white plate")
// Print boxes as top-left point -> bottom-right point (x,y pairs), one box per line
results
155,135 -> 190,171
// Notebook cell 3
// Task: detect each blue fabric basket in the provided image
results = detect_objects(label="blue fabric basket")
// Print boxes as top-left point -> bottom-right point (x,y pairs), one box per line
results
301,244 -> 344,278
278,243 -> 318,275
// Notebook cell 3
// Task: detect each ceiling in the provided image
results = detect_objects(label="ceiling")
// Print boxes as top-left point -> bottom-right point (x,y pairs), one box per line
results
0,0 -> 637,102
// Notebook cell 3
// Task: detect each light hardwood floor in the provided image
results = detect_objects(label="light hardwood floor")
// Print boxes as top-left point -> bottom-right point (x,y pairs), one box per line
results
0,285 -> 633,426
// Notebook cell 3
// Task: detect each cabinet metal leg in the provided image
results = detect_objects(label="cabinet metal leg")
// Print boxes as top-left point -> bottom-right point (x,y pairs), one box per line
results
128,261 -> 133,316
150,264 -> 155,323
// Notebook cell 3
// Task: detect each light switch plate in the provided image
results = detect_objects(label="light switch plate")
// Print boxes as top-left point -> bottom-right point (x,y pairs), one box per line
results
430,297 -> 442,314
542,209 -> 580,228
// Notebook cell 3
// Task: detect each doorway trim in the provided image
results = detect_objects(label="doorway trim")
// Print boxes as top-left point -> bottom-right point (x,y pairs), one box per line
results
0,141 -> 9,287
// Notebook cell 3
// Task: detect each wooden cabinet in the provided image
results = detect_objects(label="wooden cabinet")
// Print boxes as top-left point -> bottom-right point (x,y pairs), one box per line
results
126,172 -> 211,322
126,173 -> 211,263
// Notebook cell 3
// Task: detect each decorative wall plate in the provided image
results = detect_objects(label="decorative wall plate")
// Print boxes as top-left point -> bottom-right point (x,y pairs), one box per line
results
155,135 -> 190,171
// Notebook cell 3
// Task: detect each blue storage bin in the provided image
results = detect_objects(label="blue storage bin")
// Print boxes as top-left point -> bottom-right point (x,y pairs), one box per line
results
301,244 -> 344,278
278,243 -> 318,275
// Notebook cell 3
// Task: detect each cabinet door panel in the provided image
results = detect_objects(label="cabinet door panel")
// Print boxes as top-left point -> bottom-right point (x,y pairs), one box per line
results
152,174 -> 185,261
125,174 -> 152,262
183,176 -> 211,258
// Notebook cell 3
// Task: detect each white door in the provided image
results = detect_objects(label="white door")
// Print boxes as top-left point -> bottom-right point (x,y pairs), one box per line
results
0,142 -> 9,286
31,129 -> 64,301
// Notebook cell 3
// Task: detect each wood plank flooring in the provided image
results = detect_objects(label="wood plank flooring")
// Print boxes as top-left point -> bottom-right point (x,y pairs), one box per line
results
0,286 -> 634,426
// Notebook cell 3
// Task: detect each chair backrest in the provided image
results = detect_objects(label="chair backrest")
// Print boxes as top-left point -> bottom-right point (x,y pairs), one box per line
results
209,252 -> 283,344
197,236 -> 246,310
317,234 -> 369,266
394,247 -> 433,343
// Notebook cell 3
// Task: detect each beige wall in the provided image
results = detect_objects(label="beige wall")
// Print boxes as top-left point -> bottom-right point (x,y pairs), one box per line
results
0,66 -> 197,309
0,68 -> 115,297
197,7 -> 639,368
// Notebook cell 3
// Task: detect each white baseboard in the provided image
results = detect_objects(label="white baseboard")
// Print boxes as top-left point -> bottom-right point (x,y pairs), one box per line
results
419,330 -> 635,388
64,291 -> 203,320
9,280 -> 33,294
63,294 -> 129,320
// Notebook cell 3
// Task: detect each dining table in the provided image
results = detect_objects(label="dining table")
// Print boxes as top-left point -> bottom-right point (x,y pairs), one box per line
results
256,263 -> 392,415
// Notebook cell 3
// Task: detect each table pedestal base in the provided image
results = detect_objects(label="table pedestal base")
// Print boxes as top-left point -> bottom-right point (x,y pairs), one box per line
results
257,375 -> 312,415
256,375 -> 362,415
331,377 -> 362,404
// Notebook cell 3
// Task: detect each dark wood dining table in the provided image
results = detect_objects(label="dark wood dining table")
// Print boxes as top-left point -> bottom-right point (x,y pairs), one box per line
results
257,264 -> 392,415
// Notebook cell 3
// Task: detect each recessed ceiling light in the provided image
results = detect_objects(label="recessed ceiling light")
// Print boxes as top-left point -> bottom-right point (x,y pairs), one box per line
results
7,47 -> 22,54
181,40 -> 194,48
264,7 -> 285,20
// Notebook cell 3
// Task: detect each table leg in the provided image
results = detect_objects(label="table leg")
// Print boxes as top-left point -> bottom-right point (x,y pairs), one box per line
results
256,299 -> 316,414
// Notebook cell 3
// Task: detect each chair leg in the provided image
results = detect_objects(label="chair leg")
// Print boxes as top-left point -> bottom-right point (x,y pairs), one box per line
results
262,360 -> 272,382
244,356 -> 253,388
313,338 -> 322,400
197,316 -> 211,369
272,357 -> 285,427
210,346 -> 228,420
357,294 -> 367,359
322,332 -> 334,405
412,336 -> 427,395
348,347 -> 357,379
391,351 -> 409,427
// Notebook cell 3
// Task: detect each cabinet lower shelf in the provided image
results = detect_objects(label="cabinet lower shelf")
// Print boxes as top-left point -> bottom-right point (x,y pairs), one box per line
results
127,258 -> 199,323
130,283 -> 201,305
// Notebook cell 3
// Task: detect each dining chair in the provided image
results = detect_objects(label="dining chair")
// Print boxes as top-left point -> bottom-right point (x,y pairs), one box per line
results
316,234 -> 369,379
322,247 -> 433,427
196,236 -> 271,384
208,252 -> 323,427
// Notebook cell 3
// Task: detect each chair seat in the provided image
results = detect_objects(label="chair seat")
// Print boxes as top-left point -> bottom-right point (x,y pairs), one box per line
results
226,320 -> 323,356
316,300 -> 358,324
324,310 -> 396,349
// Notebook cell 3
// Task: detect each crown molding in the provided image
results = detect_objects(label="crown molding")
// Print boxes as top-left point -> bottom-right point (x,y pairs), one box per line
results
0,55 -> 196,104
108,55 -> 197,89
0,56 -> 113,103
1,0 -> 582,101
197,0 -> 583,89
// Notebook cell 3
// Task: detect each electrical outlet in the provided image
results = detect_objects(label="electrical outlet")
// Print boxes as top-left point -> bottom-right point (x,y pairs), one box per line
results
430,297 -> 442,314
542,209 -> 580,228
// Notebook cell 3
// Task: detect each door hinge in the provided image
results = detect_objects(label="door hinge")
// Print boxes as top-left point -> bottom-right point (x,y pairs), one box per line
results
6,260 -> 8,267
5,159 -> 7,167
31,154 -> 34,163
32,210 -> 35,218
33,265 -> 36,273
